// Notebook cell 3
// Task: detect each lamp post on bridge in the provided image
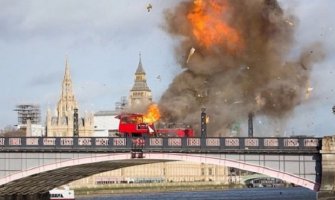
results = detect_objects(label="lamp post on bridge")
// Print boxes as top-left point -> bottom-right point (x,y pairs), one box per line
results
73,108 -> 79,137
201,107 -> 207,138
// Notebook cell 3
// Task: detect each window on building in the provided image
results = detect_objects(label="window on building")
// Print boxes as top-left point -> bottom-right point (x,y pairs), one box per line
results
208,168 -> 213,176
201,168 -> 205,176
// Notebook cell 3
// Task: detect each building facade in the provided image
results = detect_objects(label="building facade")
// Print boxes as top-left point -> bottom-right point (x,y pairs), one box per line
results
128,53 -> 152,109
46,59 -> 94,137
69,161 -> 230,188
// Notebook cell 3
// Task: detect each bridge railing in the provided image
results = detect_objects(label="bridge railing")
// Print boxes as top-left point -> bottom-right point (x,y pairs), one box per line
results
0,137 -> 321,153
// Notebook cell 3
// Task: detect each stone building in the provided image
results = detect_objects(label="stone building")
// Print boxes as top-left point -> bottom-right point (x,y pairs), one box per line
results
46,59 -> 94,137
128,53 -> 153,110
69,161 -> 230,188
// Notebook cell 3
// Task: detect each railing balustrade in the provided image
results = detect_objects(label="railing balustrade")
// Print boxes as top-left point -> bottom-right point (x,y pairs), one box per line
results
0,137 -> 321,153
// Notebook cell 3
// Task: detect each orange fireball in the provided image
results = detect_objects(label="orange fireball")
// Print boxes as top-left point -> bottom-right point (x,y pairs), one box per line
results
143,104 -> 161,123
187,0 -> 243,52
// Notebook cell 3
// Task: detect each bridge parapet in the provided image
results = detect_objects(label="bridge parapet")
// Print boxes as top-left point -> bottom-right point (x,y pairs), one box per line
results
0,136 -> 324,199
318,136 -> 335,200
322,136 -> 335,152
0,137 -> 321,153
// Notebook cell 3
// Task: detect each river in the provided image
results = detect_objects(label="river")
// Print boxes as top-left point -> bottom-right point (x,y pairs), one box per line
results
77,187 -> 316,200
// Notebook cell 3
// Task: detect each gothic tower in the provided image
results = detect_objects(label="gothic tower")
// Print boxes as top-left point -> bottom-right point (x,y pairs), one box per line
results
57,58 -> 78,118
128,53 -> 153,108
46,58 -> 94,137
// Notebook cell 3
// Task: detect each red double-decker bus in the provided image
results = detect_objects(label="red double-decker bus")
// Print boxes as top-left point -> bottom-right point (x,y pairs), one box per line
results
116,113 -> 194,138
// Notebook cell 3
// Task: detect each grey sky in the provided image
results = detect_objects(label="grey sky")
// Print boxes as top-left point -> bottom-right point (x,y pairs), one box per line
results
0,0 -> 334,136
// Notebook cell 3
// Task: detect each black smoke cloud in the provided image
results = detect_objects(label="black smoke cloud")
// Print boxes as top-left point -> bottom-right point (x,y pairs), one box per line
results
158,0 -> 325,136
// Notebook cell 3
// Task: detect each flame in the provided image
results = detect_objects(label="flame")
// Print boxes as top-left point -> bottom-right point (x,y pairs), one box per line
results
187,0 -> 243,51
143,104 -> 161,123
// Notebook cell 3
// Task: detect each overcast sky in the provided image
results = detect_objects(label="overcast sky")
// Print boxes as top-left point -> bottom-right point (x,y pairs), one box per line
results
0,0 -> 334,136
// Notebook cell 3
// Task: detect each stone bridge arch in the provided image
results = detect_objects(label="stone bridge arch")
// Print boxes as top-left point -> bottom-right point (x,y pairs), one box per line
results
0,152 -> 319,196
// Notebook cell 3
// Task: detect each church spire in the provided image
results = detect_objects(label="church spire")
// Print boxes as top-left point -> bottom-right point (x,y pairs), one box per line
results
65,56 -> 70,79
57,57 -> 78,117
62,56 -> 74,97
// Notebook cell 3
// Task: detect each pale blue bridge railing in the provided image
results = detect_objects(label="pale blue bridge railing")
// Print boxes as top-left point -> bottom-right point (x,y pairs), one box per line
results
0,136 -> 325,199
0,136 -> 321,153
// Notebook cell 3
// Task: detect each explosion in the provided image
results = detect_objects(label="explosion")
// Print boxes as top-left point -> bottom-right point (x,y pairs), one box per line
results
143,104 -> 161,124
187,0 -> 243,52
159,0 -> 325,136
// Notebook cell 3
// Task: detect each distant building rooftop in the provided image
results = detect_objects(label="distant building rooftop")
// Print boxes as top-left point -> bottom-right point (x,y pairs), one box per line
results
94,110 -> 119,116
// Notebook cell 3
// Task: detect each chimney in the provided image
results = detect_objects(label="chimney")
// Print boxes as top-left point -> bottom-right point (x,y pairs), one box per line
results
248,112 -> 254,137
26,119 -> 32,137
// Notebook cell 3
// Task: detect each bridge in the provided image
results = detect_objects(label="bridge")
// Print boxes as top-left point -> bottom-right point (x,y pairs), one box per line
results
0,136 -> 334,200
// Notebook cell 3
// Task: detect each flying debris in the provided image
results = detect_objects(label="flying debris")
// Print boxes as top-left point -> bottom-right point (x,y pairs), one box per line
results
305,87 -> 313,99
186,47 -> 195,63
147,3 -> 152,12
285,20 -> 294,26
148,125 -> 155,133
156,75 -> 161,81
305,80 -> 313,99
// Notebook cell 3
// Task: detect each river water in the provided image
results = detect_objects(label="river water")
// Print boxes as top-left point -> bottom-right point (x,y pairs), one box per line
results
77,187 -> 316,200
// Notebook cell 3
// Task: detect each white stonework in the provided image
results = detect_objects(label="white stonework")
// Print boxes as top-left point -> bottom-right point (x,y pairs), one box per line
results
46,58 -> 94,137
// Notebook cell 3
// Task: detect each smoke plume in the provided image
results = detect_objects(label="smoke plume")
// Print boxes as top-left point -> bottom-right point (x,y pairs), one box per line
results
158,0 -> 325,136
